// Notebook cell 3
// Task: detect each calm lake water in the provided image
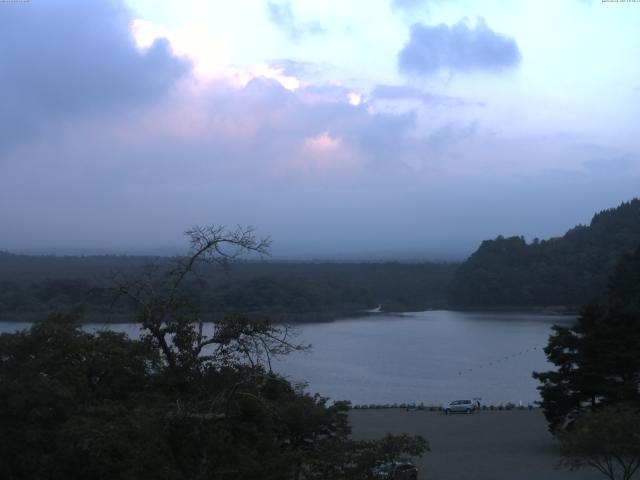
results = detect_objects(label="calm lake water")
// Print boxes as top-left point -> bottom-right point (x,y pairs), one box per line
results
0,310 -> 572,406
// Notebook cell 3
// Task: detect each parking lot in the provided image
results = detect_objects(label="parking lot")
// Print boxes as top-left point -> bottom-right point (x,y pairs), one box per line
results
349,409 -> 603,480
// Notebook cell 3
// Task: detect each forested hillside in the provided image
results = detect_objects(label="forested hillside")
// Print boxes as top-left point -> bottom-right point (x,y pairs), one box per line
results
449,199 -> 640,307
0,254 -> 457,322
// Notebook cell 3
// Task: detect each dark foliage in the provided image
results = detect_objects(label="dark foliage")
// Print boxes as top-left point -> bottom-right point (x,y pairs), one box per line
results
0,257 -> 457,322
533,245 -> 640,432
3,316 -> 416,480
558,405 -> 640,480
0,226 -> 428,479
450,199 -> 640,307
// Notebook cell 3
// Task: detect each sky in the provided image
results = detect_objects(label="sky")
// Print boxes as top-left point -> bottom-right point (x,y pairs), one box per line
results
0,0 -> 639,259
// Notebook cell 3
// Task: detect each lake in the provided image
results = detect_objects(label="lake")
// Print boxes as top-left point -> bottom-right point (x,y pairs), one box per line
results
0,310 -> 572,406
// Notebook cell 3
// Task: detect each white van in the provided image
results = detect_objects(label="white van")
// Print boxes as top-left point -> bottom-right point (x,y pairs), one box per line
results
443,399 -> 475,414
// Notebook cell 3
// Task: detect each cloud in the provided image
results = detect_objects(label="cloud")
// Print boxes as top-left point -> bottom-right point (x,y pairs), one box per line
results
268,59 -> 331,78
398,18 -> 521,75
1,64 -> 636,258
269,59 -> 317,77
583,153 -> 639,177
267,1 -> 326,41
391,0 -> 446,12
371,84 -> 483,107
4,1 -> 632,260
0,0 -> 188,152
281,131 -> 365,179
426,121 -> 478,154
185,78 -> 417,178
0,72 -> 429,251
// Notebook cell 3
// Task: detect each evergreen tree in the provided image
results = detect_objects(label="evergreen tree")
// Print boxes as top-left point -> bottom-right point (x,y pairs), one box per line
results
533,246 -> 640,432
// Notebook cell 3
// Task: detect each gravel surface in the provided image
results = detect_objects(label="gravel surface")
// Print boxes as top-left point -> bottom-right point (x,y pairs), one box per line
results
349,409 -> 605,480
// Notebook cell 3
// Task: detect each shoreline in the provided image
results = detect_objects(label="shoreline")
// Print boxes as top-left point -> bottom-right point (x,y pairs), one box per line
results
444,305 -> 578,316
0,306 -> 578,325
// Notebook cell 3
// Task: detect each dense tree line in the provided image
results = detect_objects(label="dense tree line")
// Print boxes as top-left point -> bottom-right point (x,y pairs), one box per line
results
0,254 -> 457,322
449,199 -> 640,307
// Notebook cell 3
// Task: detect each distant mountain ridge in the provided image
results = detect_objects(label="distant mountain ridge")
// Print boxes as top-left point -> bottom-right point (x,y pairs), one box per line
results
449,199 -> 640,308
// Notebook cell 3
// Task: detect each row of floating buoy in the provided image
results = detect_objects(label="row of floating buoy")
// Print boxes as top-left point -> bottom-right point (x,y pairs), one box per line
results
351,403 -> 537,411
457,347 -> 539,376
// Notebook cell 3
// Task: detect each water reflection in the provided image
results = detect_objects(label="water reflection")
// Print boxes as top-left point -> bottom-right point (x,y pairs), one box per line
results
272,310 -> 573,405
0,310 -> 573,405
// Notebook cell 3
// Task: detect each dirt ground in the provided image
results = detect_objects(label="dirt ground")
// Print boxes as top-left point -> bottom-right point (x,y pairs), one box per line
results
349,409 -> 605,480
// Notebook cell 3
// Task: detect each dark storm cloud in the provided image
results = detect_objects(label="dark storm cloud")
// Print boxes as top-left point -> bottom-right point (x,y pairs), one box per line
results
398,19 -> 521,75
267,1 -> 326,41
0,0 -> 188,152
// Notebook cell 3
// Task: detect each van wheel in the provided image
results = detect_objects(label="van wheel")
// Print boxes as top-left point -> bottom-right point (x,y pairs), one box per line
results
466,408 -> 471,414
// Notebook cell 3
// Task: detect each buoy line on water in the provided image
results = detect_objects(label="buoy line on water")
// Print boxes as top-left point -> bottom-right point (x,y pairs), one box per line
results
456,346 -> 540,376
